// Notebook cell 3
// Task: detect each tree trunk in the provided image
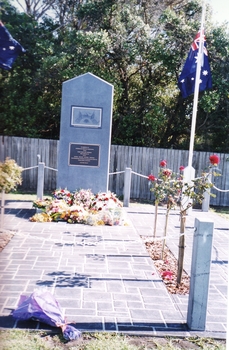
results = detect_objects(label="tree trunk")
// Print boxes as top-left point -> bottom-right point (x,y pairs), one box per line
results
177,211 -> 186,284
161,205 -> 169,260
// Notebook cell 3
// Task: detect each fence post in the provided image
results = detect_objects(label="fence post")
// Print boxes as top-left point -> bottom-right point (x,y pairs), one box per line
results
187,218 -> 214,330
123,167 -> 132,207
0,189 -> 5,230
202,173 -> 212,212
37,162 -> 45,199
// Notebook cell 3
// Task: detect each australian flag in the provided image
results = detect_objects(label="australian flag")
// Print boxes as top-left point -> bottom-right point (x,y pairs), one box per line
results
0,21 -> 26,70
178,31 -> 212,98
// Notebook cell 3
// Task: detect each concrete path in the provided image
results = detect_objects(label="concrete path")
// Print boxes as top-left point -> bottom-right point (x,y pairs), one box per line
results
0,200 -> 228,339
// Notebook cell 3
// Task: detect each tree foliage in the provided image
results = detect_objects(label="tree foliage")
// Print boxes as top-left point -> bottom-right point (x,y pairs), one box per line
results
12,0 -> 56,21
1,0 -> 229,152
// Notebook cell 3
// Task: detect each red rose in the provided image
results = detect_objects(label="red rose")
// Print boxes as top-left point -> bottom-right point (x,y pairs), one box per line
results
160,160 -> 167,167
209,154 -> 220,166
148,174 -> 156,181
162,169 -> 172,178
179,165 -> 185,172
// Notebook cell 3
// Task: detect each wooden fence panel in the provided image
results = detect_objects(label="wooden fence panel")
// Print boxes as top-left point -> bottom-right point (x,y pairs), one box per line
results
0,136 -> 228,206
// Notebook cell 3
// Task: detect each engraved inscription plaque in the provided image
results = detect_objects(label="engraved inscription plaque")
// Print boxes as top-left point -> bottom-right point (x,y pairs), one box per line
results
69,143 -> 100,167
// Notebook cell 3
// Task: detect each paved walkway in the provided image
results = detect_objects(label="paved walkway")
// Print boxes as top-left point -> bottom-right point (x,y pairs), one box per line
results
0,200 -> 228,339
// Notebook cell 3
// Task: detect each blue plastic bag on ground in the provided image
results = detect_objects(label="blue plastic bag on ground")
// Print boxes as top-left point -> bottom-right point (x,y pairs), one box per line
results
60,324 -> 82,341
12,289 -> 81,340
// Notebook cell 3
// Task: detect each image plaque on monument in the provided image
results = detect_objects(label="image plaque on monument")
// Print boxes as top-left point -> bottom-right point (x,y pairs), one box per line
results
71,106 -> 102,128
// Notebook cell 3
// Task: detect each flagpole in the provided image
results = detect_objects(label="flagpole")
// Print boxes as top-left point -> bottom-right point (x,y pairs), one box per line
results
188,0 -> 206,168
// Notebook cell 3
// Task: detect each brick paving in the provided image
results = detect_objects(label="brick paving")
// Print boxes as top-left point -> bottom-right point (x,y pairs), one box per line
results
0,200 -> 228,339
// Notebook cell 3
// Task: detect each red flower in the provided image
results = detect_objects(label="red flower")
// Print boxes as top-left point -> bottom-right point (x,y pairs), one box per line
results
161,270 -> 173,280
162,169 -> 172,178
148,174 -> 157,181
209,154 -> 220,166
179,165 -> 185,172
160,160 -> 167,167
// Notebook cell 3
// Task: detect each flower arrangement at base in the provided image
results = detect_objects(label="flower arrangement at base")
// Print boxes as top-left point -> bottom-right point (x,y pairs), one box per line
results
90,191 -> 123,211
86,207 -> 125,226
29,213 -> 52,222
30,189 -> 126,226
67,205 -> 88,224
46,199 -> 70,222
52,188 -> 74,206
74,189 -> 94,210
33,198 -> 52,210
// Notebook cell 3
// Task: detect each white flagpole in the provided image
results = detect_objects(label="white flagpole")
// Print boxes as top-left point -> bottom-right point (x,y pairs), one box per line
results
188,0 -> 206,168
183,0 -> 206,214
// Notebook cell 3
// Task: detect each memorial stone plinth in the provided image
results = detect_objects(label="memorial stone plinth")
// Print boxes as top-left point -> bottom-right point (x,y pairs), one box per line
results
57,72 -> 114,193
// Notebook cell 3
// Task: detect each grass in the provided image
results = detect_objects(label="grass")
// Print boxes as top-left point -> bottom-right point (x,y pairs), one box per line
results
1,191 -> 52,201
210,206 -> 229,220
0,330 -> 226,350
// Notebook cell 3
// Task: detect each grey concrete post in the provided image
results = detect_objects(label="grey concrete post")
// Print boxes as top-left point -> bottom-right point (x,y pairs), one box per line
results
202,173 -> 212,212
187,218 -> 214,330
37,162 -> 45,199
123,167 -> 132,207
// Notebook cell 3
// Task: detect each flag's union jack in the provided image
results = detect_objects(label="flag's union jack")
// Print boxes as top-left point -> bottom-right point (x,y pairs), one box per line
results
191,31 -> 208,56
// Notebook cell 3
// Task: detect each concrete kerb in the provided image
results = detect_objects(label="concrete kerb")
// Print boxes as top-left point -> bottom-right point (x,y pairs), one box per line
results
0,200 -> 228,339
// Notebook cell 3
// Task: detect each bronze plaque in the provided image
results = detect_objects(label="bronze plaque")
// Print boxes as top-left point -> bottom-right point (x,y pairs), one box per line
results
69,143 -> 100,167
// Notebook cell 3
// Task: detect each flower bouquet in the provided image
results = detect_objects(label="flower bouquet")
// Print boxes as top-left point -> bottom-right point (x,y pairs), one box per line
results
46,199 -> 70,222
74,189 -> 95,209
33,198 -> 52,210
53,189 -> 74,206
90,191 -> 123,212
87,191 -> 124,225
29,212 -> 52,222
67,205 -> 88,224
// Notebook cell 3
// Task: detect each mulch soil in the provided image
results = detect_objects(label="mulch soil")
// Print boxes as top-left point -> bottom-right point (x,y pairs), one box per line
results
0,230 -> 15,252
142,237 -> 190,295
